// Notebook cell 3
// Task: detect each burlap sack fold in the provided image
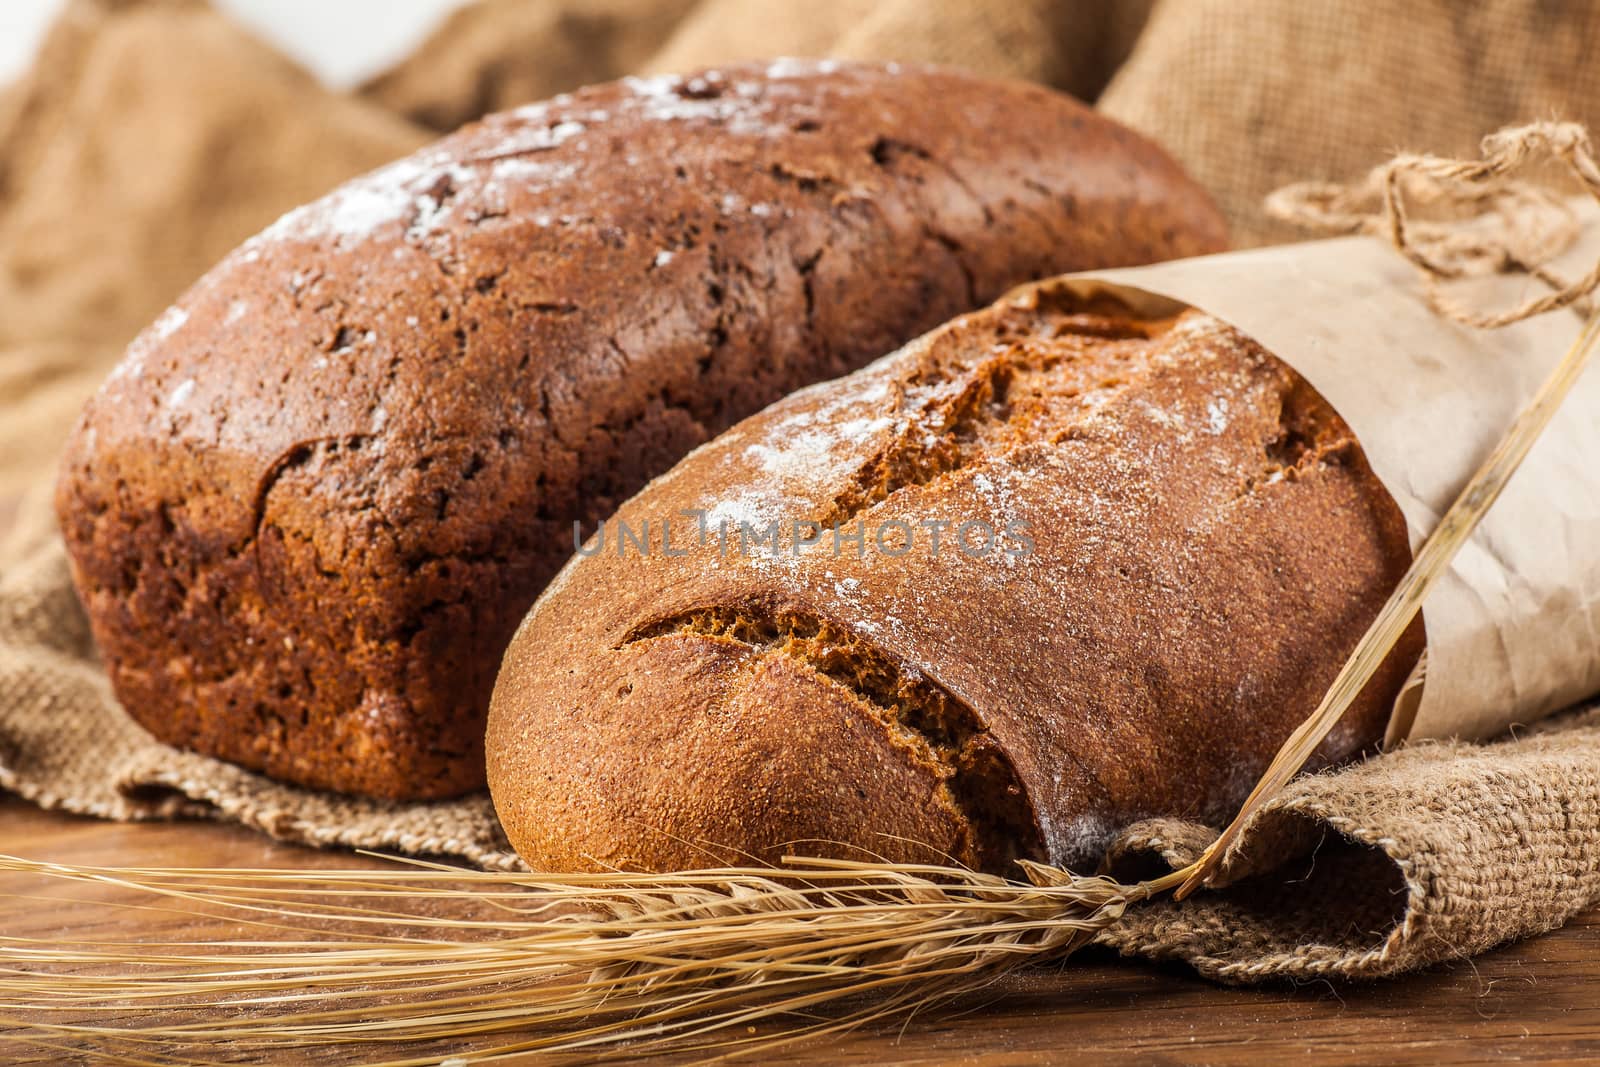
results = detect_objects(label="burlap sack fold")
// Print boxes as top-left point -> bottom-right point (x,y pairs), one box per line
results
353,0 -> 1152,131
360,0 -> 1152,130
1099,708 -> 1600,979
641,0 -> 1151,103
359,0 -> 703,132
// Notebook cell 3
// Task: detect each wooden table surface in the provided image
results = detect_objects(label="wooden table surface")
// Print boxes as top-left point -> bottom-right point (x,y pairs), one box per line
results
2,796 -> 1597,1066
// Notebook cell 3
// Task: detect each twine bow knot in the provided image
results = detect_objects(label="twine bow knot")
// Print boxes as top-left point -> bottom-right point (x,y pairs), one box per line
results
1266,120 -> 1600,327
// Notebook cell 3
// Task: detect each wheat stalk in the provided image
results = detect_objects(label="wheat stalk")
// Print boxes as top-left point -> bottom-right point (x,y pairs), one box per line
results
0,852 -> 1191,1063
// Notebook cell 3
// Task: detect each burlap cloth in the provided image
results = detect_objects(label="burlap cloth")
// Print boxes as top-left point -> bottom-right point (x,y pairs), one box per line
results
4,0 -> 1600,982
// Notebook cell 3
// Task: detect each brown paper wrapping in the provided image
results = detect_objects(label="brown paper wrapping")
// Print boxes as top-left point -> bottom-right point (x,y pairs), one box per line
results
1031,210 -> 1600,743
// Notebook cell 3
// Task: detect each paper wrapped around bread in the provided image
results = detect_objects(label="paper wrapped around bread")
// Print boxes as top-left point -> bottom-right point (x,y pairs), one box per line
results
1056,206 -> 1600,744
488,213 -> 1600,874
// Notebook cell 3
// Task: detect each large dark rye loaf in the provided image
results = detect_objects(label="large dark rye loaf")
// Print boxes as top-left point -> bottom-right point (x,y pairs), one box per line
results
56,61 -> 1226,799
487,289 -> 1422,872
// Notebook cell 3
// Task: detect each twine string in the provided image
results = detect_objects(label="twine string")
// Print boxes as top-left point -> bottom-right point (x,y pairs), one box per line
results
1265,120 -> 1600,327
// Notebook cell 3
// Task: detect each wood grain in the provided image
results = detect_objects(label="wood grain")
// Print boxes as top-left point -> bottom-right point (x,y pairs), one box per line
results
0,797 -> 1595,1065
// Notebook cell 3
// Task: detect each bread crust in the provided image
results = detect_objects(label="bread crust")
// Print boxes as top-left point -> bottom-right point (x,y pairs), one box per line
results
55,61 -> 1226,799
488,291 -> 1422,872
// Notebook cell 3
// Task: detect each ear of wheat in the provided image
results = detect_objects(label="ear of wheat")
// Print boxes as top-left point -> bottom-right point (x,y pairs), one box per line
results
0,852 -> 1192,1063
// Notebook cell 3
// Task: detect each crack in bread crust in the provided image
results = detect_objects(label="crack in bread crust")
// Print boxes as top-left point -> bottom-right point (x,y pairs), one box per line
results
625,605 -> 1045,872
814,302 -> 1174,529
818,298 -> 1367,551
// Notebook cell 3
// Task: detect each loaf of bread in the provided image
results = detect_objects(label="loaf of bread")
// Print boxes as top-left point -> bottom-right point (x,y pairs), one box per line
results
55,61 -> 1227,800
487,287 -> 1423,872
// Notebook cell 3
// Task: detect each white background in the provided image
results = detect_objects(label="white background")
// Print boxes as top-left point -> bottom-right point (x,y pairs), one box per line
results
0,0 -> 471,88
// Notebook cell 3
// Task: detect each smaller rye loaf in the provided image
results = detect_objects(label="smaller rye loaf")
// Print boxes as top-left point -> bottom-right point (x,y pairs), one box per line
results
487,289 -> 1423,873
56,61 -> 1226,800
